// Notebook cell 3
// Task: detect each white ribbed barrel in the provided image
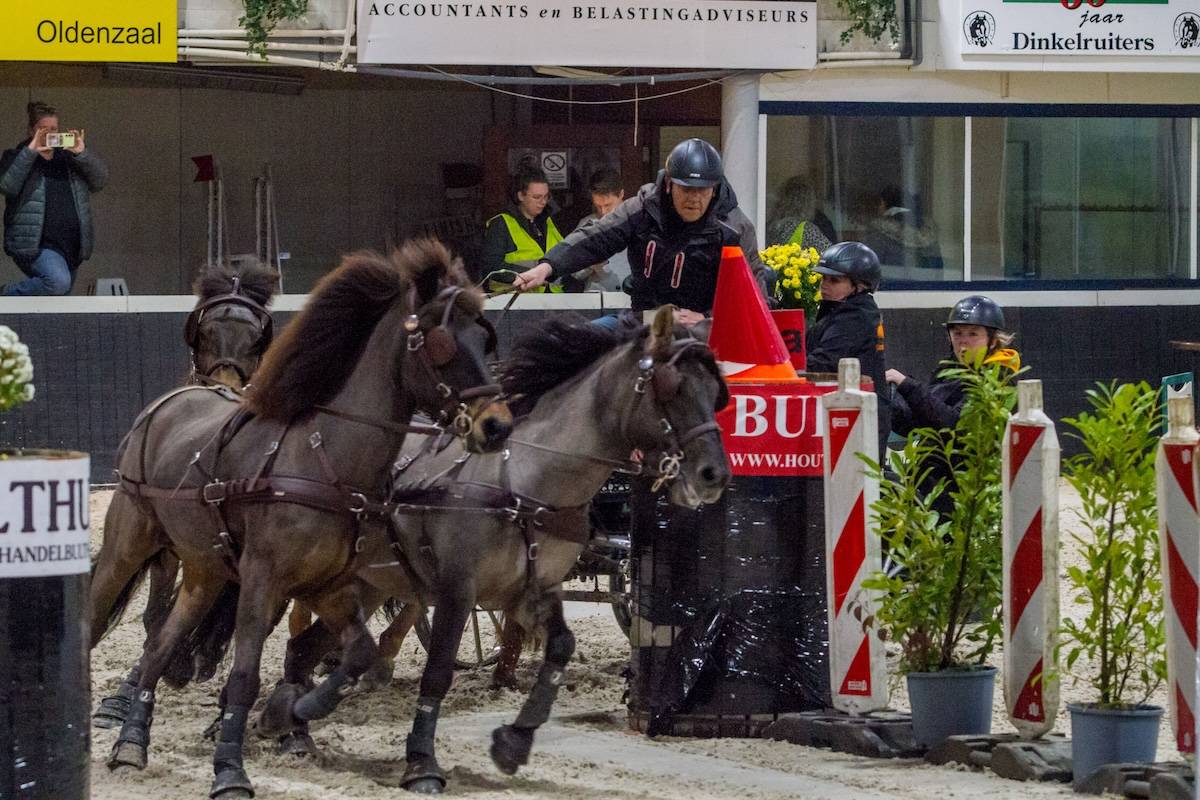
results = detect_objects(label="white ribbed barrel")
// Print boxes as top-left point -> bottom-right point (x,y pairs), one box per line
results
821,358 -> 886,714
1001,380 -> 1060,738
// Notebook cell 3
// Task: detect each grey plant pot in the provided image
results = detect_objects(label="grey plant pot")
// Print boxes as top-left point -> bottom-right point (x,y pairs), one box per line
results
1068,703 -> 1162,790
906,666 -> 997,749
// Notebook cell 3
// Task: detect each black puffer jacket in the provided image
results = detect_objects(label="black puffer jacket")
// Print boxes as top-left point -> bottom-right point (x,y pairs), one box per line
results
0,142 -> 107,262
806,292 -> 890,455
543,171 -> 769,314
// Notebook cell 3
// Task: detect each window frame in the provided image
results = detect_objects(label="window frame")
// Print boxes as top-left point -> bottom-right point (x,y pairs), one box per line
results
760,101 -> 1200,289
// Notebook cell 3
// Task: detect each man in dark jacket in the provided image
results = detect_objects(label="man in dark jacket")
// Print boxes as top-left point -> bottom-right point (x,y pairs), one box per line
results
511,138 -> 770,326
805,241 -> 890,455
0,101 -> 107,296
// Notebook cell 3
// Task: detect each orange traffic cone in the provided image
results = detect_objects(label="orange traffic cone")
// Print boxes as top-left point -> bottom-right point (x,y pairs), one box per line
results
709,246 -> 801,383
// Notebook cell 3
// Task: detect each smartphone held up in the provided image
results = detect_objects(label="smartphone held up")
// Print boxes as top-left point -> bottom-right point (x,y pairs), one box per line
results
45,132 -> 77,149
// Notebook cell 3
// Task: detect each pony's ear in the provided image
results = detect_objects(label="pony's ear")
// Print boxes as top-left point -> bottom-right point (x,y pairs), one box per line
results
412,265 -> 441,306
645,305 -> 675,357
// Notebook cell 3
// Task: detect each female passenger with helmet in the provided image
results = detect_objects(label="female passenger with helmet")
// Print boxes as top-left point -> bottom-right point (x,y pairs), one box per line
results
886,295 -> 1020,512
886,295 -> 1019,434
805,241 -> 890,455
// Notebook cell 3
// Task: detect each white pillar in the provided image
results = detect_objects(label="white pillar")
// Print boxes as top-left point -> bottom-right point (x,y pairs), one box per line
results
721,74 -> 760,220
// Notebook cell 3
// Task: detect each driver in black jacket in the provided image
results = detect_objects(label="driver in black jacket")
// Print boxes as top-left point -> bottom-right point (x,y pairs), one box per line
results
511,138 -> 771,327
806,241 -> 891,456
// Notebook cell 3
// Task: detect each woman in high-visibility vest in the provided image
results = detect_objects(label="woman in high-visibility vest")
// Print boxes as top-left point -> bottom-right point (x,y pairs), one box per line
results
480,167 -> 563,293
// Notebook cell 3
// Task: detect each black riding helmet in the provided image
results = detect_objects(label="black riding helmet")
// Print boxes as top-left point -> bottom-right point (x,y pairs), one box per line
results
666,138 -> 723,188
945,295 -> 1005,330
814,241 -> 882,294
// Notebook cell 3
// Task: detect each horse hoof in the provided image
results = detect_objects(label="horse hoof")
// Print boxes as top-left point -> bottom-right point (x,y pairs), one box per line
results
254,683 -> 303,739
278,731 -> 317,757
107,740 -> 148,771
489,724 -> 533,776
489,671 -> 520,692
403,777 -> 445,795
210,767 -> 255,799
357,660 -> 395,693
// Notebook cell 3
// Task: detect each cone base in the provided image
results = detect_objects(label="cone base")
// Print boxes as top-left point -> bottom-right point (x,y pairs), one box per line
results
724,362 -> 803,384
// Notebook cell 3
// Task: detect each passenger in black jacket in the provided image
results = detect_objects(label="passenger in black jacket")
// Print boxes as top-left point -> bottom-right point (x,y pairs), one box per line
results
805,242 -> 890,456
887,295 -> 1021,514
511,139 -> 770,327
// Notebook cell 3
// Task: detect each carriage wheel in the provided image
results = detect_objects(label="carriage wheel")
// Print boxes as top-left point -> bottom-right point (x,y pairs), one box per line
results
414,605 -> 505,670
610,570 -> 633,639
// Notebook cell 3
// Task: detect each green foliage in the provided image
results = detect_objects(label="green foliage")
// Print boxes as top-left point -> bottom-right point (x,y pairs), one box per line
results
240,0 -> 308,58
1058,382 -> 1166,708
862,362 -> 1020,673
837,0 -> 901,45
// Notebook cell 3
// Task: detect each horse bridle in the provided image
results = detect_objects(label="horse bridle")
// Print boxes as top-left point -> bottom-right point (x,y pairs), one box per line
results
399,284 -> 501,435
624,336 -> 725,491
505,335 -> 725,493
185,276 -> 275,386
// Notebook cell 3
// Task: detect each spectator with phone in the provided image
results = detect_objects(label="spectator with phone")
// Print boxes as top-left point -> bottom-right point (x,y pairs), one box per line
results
0,101 -> 107,296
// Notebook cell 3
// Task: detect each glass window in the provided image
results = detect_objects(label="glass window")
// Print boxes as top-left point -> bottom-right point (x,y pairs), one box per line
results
971,117 -> 1191,280
765,115 -> 966,282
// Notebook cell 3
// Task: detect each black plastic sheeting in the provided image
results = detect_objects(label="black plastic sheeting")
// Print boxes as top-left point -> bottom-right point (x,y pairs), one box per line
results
0,574 -> 90,799
628,475 -> 831,736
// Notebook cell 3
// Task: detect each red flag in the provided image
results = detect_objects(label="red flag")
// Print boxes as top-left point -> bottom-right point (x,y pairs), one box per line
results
191,155 -> 214,183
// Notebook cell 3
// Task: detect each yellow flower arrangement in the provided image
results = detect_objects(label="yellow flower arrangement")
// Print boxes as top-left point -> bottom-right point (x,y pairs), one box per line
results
760,243 -> 822,315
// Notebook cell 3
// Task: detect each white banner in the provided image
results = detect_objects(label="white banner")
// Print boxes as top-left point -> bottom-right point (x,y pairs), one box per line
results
358,0 -> 817,69
961,0 -> 1200,56
0,453 -> 91,578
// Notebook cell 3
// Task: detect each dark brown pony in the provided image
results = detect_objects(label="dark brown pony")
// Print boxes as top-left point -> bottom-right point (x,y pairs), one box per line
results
187,259 -> 279,388
258,307 -> 731,793
92,259 -> 281,730
88,240 -> 512,800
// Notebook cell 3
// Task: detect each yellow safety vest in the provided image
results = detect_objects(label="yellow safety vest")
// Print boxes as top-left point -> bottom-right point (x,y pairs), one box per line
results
489,213 -> 565,293
496,213 -> 563,264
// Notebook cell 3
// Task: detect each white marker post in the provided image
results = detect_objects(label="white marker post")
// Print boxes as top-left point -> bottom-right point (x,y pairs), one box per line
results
1157,396 -> 1200,756
1001,379 -> 1060,739
821,357 -> 887,715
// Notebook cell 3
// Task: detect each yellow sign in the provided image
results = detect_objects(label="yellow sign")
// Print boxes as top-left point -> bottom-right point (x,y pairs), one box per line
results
0,0 -> 177,62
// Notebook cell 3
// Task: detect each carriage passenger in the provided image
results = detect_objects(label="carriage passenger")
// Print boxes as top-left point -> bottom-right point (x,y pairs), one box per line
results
511,138 -> 771,329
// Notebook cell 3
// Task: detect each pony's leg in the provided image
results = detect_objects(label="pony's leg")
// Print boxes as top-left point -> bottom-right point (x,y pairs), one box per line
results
95,550 -> 181,729
286,601 -> 312,638
490,595 -> 575,776
209,565 -> 286,800
107,564 -> 225,771
257,585 -> 378,739
256,617 -> 340,756
491,616 -> 525,690
402,580 -> 476,794
367,601 -> 422,690
89,491 -> 161,650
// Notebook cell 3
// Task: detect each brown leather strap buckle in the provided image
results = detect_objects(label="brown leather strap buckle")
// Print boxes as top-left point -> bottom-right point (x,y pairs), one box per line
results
203,481 -> 227,504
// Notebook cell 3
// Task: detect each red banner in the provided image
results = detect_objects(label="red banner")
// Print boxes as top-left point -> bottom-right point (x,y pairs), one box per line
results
717,382 -> 837,477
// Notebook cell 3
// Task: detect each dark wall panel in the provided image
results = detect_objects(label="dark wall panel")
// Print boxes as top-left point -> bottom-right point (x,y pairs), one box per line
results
0,305 -> 1196,483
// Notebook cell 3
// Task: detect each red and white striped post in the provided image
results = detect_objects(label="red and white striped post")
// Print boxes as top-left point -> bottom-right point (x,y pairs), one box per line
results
1001,379 -> 1060,739
822,357 -> 887,715
1156,395 -> 1200,755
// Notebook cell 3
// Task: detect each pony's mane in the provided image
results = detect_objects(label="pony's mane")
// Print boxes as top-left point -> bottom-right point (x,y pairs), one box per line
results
192,260 -> 279,307
248,239 -> 475,421
499,315 -> 641,417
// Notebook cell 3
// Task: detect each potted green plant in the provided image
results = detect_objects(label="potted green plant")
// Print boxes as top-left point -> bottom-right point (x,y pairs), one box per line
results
862,361 -> 1019,748
1058,382 -> 1165,789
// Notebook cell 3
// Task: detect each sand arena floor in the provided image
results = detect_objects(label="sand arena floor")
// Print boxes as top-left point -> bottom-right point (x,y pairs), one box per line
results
86,485 -> 1178,800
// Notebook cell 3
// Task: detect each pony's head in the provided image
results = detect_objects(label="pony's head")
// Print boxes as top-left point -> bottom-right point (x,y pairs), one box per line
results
629,306 -> 731,507
187,260 -> 278,388
247,240 -> 511,454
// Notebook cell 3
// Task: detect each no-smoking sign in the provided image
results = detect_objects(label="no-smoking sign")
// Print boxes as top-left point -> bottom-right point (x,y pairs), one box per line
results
540,150 -> 568,188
